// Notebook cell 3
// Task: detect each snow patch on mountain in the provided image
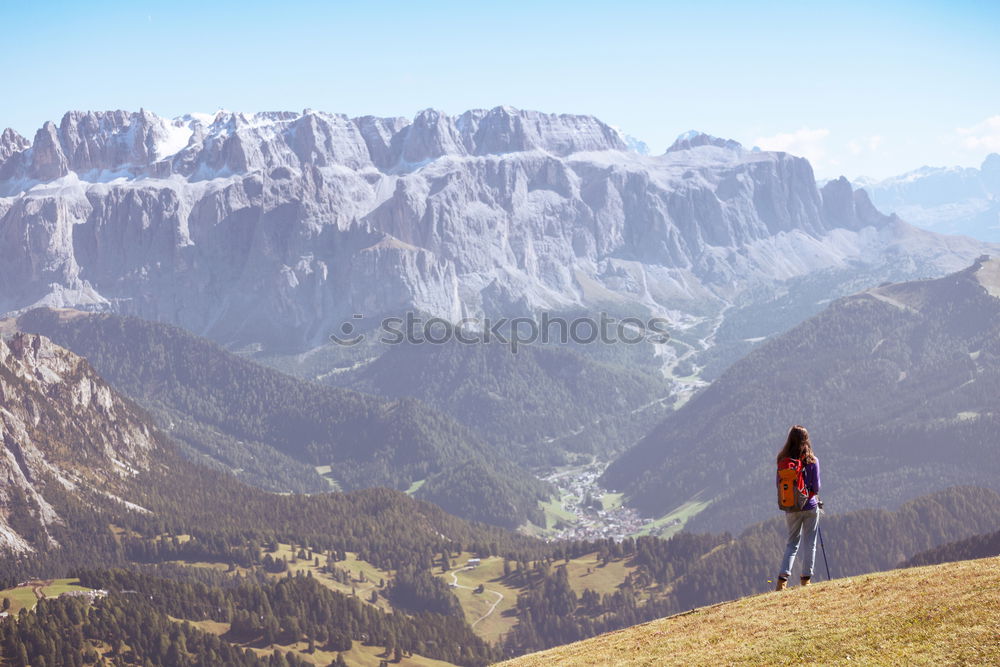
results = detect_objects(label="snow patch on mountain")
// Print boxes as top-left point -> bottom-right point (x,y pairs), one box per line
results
154,119 -> 195,159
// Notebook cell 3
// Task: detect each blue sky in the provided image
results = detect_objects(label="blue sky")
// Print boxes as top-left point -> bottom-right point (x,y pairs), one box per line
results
2,0 -> 998,179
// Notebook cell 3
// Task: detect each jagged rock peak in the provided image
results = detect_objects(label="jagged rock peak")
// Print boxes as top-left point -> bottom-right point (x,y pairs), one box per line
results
667,130 -> 743,153
820,176 -> 894,231
0,128 -> 30,162
3,106 -> 636,182
458,106 -> 628,156
397,108 -> 469,164
29,121 -> 69,180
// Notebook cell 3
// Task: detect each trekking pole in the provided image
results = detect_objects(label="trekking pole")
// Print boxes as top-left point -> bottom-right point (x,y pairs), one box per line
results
818,525 -> 832,581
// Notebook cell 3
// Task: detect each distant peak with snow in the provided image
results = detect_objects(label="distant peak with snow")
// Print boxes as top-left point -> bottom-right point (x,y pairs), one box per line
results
852,152 -> 1000,242
667,131 -> 743,153
611,126 -> 650,155
0,106 -> 635,184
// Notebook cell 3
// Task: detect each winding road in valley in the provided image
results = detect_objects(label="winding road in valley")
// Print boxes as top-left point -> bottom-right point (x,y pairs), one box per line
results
449,567 -> 504,629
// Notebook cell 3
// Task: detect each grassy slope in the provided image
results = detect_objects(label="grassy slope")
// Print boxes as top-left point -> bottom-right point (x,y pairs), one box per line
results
630,498 -> 710,539
440,560 -> 518,644
0,578 -> 92,613
501,556 -> 1000,666
433,552 -> 644,644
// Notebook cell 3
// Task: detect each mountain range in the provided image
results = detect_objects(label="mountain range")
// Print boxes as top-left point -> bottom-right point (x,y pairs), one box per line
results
1,107 -> 992,364
856,153 -> 1000,242
7,308 -> 553,528
603,256 -> 1000,533
0,331 -> 541,578
3,106 -> 999,540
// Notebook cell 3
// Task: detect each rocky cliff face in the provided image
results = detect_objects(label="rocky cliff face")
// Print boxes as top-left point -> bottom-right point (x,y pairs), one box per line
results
0,107 -> 993,350
0,329 -> 159,552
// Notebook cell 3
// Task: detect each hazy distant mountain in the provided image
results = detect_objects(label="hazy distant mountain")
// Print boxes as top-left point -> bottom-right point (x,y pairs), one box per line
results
619,132 -> 650,155
602,256 -> 1000,533
12,308 -> 552,528
856,154 -> 1000,241
1,107 -> 992,359
318,338 -> 672,466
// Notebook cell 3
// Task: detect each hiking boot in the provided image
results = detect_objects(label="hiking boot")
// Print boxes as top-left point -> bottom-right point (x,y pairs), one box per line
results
800,576 -> 812,587
775,577 -> 788,591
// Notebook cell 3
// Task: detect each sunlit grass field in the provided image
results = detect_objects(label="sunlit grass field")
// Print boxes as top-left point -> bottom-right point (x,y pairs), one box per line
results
502,556 -> 1000,666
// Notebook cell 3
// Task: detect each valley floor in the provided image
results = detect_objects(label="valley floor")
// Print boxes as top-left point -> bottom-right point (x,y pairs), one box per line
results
499,555 -> 1000,666
530,458 -> 704,541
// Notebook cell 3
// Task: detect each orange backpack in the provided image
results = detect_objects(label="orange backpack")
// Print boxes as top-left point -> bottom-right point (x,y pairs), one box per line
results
777,457 -> 809,512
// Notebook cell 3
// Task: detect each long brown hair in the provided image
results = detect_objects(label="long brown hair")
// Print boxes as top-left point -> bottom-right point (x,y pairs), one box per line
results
777,425 -> 817,464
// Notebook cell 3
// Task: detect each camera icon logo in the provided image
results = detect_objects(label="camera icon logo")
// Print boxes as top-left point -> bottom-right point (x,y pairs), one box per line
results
329,314 -> 365,346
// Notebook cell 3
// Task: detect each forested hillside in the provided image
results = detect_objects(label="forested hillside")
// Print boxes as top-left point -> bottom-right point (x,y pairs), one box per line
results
0,566 -> 497,666
315,338 -> 672,467
13,308 -> 552,528
904,527 -> 1000,567
604,256 -> 1000,533
0,331 -> 550,665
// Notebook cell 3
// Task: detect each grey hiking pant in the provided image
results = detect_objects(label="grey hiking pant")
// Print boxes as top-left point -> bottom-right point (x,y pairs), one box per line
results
779,508 -> 819,579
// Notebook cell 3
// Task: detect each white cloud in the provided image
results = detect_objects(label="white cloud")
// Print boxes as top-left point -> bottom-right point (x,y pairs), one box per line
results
754,128 -> 830,167
848,135 -> 884,155
956,115 -> 1000,152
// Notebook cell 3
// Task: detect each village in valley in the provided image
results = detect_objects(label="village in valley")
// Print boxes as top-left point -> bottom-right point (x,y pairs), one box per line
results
537,459 -> 674,542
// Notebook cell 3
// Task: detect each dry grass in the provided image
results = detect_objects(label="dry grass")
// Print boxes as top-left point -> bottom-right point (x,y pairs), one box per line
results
501,556 -> 1000,666
562,554 -> 639,597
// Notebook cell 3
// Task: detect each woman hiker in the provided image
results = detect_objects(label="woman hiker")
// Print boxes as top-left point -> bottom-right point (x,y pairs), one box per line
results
775,425 -> 821,590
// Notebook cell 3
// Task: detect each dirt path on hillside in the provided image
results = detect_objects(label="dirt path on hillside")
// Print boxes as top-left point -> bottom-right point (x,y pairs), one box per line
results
449,567 -> 504,629
31,580 -> 53,600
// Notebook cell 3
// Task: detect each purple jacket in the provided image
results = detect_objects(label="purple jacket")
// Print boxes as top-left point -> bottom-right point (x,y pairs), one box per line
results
801,460 -> 821,511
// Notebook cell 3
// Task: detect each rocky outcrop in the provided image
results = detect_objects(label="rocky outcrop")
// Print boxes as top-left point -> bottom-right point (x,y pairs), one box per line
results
821,176 -> 889,231
458,106 -> 628,156
0,331 -> 159,552
666,131 -> 742,153
0,128 -> 29,164
0,107 -> 994,350
28,122 -> 69,181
